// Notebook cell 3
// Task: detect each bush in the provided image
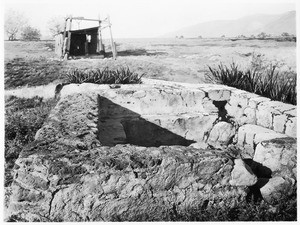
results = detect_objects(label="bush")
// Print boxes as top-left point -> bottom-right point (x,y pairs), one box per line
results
5,96 -> 56,186
65,67 -> 144,84
21,26 -> 41,41
206,56 -> 296,105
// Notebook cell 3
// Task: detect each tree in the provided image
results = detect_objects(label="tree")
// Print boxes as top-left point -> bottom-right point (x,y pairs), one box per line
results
47,16 -> 65,37
221,35 -> 225,38
5,9 -> 28,40
281,32 -> 290,37
257,32 -> 267,39
21,26 -> 41,41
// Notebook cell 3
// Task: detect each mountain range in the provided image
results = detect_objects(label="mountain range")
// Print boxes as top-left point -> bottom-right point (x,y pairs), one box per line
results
162,11 -> 296,38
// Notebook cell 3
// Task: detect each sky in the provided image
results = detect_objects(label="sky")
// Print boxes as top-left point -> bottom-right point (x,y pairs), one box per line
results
2,0 -> 297,39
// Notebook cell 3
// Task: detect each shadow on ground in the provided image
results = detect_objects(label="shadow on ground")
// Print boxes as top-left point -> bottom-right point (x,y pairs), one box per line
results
105,49 -> 167,57
98,95 -> 195,147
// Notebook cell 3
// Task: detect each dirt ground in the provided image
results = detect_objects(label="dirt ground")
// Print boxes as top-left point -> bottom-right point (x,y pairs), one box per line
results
4,38 -> 296,90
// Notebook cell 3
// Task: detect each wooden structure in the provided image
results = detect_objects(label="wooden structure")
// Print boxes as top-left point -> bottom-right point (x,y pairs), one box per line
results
55,15 -> 117,59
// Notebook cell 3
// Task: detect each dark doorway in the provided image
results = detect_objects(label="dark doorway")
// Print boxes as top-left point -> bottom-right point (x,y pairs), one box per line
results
70,33 -> 86,56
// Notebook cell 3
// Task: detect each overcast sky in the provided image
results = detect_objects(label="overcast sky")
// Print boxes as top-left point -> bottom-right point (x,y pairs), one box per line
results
4,0 -> 296,38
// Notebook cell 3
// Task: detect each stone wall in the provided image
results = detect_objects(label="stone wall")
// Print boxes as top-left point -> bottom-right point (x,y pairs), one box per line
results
5,79 -> 297,221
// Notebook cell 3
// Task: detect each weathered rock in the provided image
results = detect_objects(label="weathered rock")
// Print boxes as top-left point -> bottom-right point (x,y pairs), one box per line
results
253,137 -> 297,179
237,124 -> 288,158
260,176 -> 294,204
189,142 -> 208,149
285,116 -> 297,137
7,143 -> 248,222
229,159 -> 257,186
207,122 -> 236,148
256,101 -> 297,138
34,93 -> 100,149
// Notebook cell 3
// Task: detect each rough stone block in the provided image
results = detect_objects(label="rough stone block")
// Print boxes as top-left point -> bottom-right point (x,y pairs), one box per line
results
7,144 -> 248,222
229,159 -> 257,186
256,103 -> 277,129
229,90 -> 250,108
237,124 -> 288,158
253,137 -> 297,179
242,107 -> 256,124
202,97 -> 218,113
273,114 -> 288,134
207,122 -> 236,148
285,117 -> 296,137
248,96 -> 271,109
265,101 -> 295,113
206,89 -> 231,101
260,176 -> 294,204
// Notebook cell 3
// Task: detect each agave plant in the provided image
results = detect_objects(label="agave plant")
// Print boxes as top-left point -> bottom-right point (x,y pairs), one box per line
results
65,66 -> 144,85
206,62 -> 296,105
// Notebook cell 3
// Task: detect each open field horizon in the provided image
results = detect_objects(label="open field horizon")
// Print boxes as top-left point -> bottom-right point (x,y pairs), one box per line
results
4,38 -> 296,88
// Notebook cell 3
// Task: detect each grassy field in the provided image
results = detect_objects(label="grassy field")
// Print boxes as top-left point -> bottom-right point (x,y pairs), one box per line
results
4,38 -> 296,90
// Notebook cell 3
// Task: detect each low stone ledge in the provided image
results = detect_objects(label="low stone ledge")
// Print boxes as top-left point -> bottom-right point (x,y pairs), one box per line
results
7,143 -> 250,222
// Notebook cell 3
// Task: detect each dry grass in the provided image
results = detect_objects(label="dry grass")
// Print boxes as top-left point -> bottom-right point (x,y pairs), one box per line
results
5,96 -> 57,186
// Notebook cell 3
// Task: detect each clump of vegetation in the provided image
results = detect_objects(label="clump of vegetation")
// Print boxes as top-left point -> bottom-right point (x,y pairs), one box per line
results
65,67 -> 144,84
21,25 -> 41,41
206,54 -> 296,105
5,96 -> 56,186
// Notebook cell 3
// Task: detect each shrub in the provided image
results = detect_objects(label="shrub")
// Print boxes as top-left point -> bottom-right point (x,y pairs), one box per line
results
206,59 -> 296,105
65,67 -> 144,84
21,26 -> 41,41
5,96 -> 56,186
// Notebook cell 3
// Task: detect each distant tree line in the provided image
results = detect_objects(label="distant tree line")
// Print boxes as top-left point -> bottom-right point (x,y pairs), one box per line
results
5,9 -> 41,41
5,9 -> 65,41
232,32 -> 296,42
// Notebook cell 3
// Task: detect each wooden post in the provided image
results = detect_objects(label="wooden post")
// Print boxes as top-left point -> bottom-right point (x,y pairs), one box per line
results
98,17 -> 104,54
107,15 -> 116,59
85,34 -> 89,55
67,16 -> 72,53
62,17 -> 68,57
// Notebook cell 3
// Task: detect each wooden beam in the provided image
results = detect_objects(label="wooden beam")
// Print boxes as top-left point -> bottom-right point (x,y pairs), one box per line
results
107,15 -> 116,59
62,18 -> 68,57
72,17 -> 101,22
67,16 -> 72,52
98,20 -> 104,53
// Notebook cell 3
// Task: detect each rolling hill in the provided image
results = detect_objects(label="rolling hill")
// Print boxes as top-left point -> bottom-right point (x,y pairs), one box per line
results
162,11 -> 296,38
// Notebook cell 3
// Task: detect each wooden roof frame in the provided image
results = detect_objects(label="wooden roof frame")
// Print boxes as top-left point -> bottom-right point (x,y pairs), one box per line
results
62,15 -> 117,59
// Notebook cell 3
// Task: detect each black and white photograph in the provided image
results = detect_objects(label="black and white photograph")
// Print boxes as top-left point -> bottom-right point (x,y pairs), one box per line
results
1,0 -> 298,222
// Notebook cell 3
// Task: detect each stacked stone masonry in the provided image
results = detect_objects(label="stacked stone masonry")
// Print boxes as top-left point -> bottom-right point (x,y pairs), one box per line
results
5,78 -> 296,221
